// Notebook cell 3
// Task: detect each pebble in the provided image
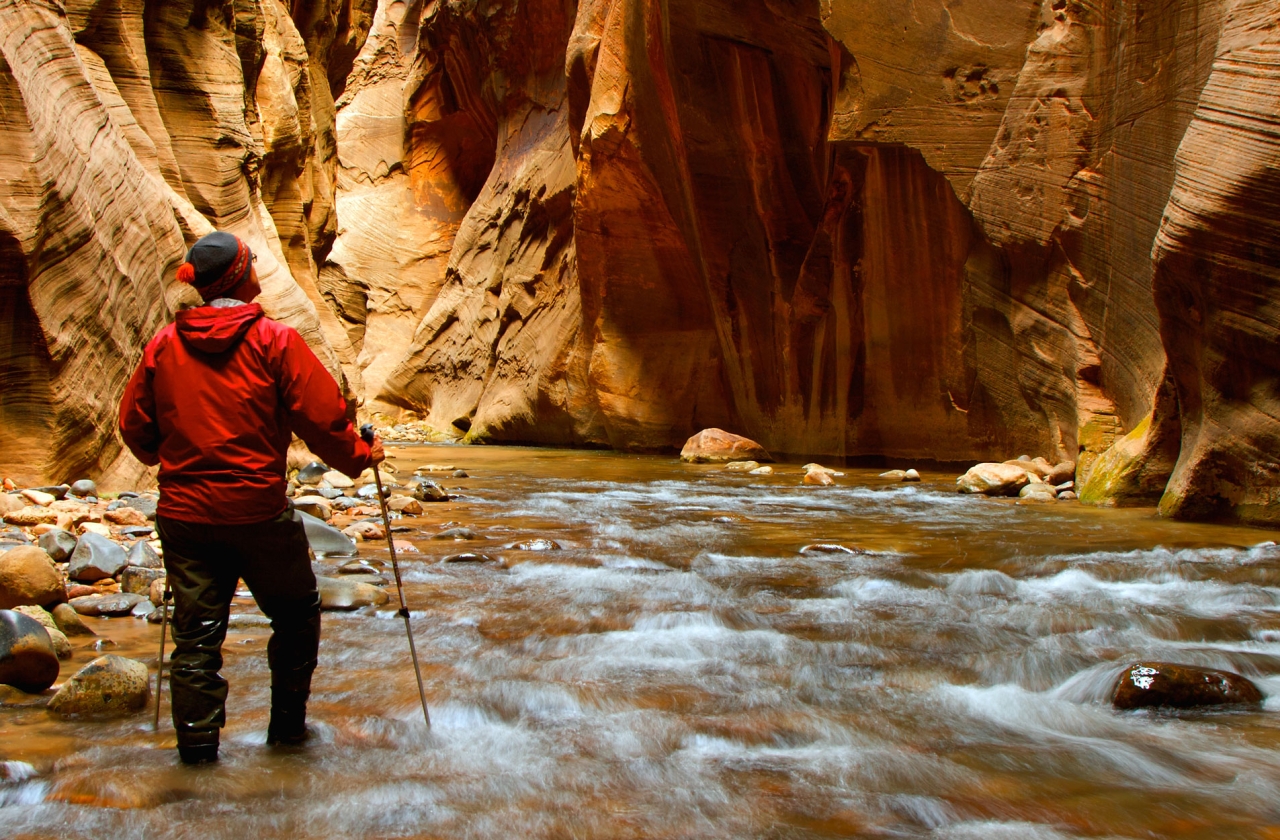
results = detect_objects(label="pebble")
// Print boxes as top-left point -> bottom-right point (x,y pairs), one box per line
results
315,576 -> 389,610
148,578 -> 168,607
317,488 -> 344,500
47,655 -> 150,717
68,593 -> 146,617
69,480 -> 97,498
904,469 -> 921,481
339,574 -> 387,586
331,496 -> 364,512
338,562 -> 380,575
119,526 -> 155,539
433,527 -> 479,541
50,603 -> 95,637
415,464 -> 456,473
342,521 -> 386,541
78,522 -> 112,538
956,463 -> 1031,496
0,610 -> 60,693
67,532 -> 128,583
131,600 -> 156,618
126,540 -> 162,569
508,539 -> 562,552
1113,662 -> 1263,710
0,545 -> 65,610
1058,490 -> 1079,501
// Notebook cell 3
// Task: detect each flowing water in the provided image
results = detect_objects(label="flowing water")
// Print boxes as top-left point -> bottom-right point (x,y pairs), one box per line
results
4,446 -> 1280,839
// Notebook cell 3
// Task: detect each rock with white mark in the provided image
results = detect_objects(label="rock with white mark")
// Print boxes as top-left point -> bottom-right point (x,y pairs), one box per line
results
48,655 -> 149,717
1112,662 -> 1263,710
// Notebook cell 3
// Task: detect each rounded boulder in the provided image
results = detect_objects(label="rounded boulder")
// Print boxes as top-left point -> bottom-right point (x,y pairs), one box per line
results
47,655 -> 149,717
0,609 -> 60,693
680,429 -> 773,464
1113,662 -> 1263,710
0,546 -> 65,610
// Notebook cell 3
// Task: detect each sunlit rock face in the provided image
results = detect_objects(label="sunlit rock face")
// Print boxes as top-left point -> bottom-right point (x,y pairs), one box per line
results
0,0 -> 374,488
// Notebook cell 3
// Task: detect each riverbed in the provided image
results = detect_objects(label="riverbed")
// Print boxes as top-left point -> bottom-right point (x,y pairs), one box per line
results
3,445 -> 1280,839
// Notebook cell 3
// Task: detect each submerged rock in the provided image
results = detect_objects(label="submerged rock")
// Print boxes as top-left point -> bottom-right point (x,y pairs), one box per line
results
0,546 -> 64,609
1112,662 -> 1263,710
410,479 -> 449,502
508,539 -> 561,552
803,470 -> 835,486
956,463 -> 1031,496
724,460 -> 760,472
799,544 -> 863,555
680,429 -> 773,464
50,603 -> 95,637
433,527 -> 479,541
68,593 -> 145,617
12,606 -> 72,659
0,610 -> 59,693
443,552 -> 500,564
47,655 -> 149,717
316,576 -> 389,610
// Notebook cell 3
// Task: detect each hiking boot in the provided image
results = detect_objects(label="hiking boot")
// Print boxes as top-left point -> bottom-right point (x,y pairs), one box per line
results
178,743 -> 219,765
267,686 -> 309,746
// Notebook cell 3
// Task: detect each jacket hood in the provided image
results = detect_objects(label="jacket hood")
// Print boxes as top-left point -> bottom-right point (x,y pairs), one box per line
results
175,304 -> 264,353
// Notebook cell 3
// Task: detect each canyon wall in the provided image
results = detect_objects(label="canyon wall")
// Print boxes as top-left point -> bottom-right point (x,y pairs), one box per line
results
3,0 -> 1279,525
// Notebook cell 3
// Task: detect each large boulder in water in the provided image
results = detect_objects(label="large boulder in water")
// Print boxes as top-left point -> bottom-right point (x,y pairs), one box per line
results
956,463 -> 1032,496
67,533 -> 127,583
0,609 -> 60,693
1112,662 -> 1263,710
0,546 -> 64,609
680,429 -> 773,463
298,511 -> 358,557
47,655 -> 149,717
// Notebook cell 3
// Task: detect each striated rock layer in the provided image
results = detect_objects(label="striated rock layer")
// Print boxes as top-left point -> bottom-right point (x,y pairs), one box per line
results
4,0 -> 1280,526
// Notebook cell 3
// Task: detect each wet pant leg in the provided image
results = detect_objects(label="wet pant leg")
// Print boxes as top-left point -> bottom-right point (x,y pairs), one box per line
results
155,516 -> 239,749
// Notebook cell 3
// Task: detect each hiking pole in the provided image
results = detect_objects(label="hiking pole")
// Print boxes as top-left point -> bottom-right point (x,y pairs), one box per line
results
361,424 -> 431,729
154,585 -> 171,731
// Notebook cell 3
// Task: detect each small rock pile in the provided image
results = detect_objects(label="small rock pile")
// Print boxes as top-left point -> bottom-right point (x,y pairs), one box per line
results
955,457 -> 1077,502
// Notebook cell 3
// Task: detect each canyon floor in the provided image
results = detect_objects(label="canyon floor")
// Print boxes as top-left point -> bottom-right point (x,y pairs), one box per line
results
2,444 -> 1280,838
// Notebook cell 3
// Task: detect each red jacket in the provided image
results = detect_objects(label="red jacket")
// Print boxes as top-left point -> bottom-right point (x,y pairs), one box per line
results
119,304 -> 372,525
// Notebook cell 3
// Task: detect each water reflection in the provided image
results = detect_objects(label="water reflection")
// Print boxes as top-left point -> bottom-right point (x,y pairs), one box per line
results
3,446 -> 1280,838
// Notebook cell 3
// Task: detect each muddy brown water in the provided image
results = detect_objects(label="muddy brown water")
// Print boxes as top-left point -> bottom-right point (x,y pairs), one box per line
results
4,445 -> 1280,839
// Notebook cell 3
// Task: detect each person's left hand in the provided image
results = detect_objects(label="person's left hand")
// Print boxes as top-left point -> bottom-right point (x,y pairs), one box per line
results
368,434 -> 385,465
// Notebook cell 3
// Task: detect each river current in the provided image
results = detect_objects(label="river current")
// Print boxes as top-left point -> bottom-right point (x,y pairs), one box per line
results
3,445 -> 1280,838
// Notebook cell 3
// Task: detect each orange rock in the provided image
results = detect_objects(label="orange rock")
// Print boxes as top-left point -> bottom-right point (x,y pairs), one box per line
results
680,430 -> 773,464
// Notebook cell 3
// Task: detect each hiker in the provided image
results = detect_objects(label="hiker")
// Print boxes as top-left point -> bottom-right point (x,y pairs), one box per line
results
118,231 -> 382,765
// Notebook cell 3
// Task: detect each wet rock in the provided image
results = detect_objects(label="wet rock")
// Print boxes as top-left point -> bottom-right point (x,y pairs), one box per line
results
1047,461 -> 1076,486
452,470 -> 469,478
391,539 -> 419,553
120,496 -> 157,520
1112,662 -> 1264,710
433,527 -> 479,541
957,463 -> 1032,496
342,521 -> 386,541
321,470 -> 355,489
904,469 -> 922,482
315,488 -> 344,500
411,479 -> 449,502
5,506 -> 59,526
946,570 -> 1018,597
145,607 -> 172,625
749,466 -> 774,475
341,574 -> 387,586
1055,481 -> 1075,492
803,470 -> 835,486
681,429 -> 774,463
414,464 -> 457,474
1058,491 -> 1079,501
0,546 -> 64,609
148,578 -> 168,607
508,539 -> 561,552
331,496 -> 364,512
292,496 -> 333,521
68,480 -> 97,498
31,485 -> 70,501
12,606 -> 72,659
120,566 -> 165,597
0,684 -> 48,707
66,584 -> 97,600
724,460 -> 760,472
68,593 -> 145,617
104,507 -> 148,527
119,526 -> 155,540
126,540 -> 162,569
297,461 -> 329,485
50,603 -> 95,637
880,469 -> 909,480
67,532 -> 128,583
131,600 -> 156,618
0,610 -> 59,693
388,496 -> 423,515
298,511 -> 358,557
1018,483 -> 1057,502
315,576 -> 389,610
338,562 -> 380,575
802,463 -> 845,476
21,489 -> 56,507
47,655 -> 149,717
799,544 -> 864,555
356,484 -> 380,500
443,553 -> 500,564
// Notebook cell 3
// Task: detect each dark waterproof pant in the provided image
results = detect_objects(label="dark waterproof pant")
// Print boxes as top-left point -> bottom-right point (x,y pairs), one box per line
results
156,508 -> 320,748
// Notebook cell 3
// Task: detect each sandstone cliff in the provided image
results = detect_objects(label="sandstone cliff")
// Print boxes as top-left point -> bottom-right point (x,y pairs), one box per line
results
3,0 -> 1280,526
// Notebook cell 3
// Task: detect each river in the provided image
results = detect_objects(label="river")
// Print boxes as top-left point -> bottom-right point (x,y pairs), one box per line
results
3,445 -> 1280,838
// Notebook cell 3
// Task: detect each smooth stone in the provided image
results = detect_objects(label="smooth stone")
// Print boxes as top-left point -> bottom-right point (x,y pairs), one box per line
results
105,500 -> 125,511
0,529 -> 31,544
1058,491 -> 1079,501
904,469 -> 921,481
78,522 -> 112,538
316,576 -> 389,610
145,607 -> 173,625
47,655 -> 150,717
69,480 -> 97,498
148,578 -> 168,607
298,511 -> 358,557
799,544 -> 864,555
1018,483 -> 1058,500
0,546 -> 65,609
749,466 -> 774,475
293,496 -> 333,521
342,521 -> 386,541
68,593 -> 145,617
724,461 -> 760,472
331,496 -> 364,511
433,527 -> 479,541
0,610 -> 59,693
452,470 -> 469,478
411,480 -> 449,502
803,470 -> 835,486
120,566 -> 165,596
956,463 -> 1032,496
879,470 -> 908,480
50,603 -> 95,637
119,526 -> 155,539
321,470 -> 354,489
21,489 -> 56,507
0,684 -> 48,707
66,584 -> 98,600
388,496 -> 423,515
338,562 -> 379,575
802,463 -> 845,476
508,539 -> 561,552
414,464 -> 456,473
1112,662 -> 1263,710
11,606 -> 72,659
126,540 -> 162,569
339,574 -> 387,586
0,494 -> 23,517
680,428 -> 774,463
1046,461 -> 1076,486
443,553 -> 499,564
1055,480 -> 1075,492
317,488 -> 344,500
130,600 -> 156,618
297,461 -> 329,485
68,532 -> 128,582
121,496 -> 158,520
117,491 -> 139,499
104,507 -> 148,527
356,484 -> 379,500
